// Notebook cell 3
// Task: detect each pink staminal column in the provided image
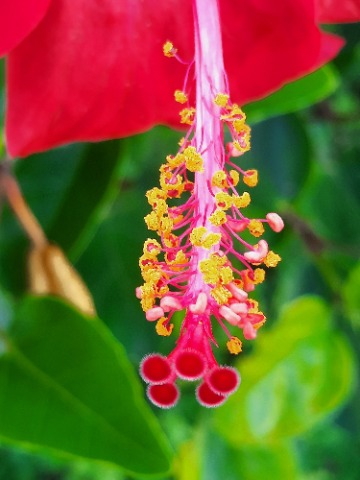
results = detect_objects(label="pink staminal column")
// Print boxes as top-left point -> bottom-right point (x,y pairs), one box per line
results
170,0 -> 240,407
138,0 -> 283,408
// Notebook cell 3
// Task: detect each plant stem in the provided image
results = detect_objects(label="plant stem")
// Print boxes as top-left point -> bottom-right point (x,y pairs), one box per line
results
0,163 -> 48,249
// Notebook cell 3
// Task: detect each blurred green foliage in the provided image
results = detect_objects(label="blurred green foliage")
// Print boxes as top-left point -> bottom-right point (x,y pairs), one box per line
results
0,22 -> 359,480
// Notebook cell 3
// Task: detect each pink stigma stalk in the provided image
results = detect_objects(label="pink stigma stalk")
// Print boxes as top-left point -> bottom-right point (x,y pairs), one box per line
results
138,0 -> 284,408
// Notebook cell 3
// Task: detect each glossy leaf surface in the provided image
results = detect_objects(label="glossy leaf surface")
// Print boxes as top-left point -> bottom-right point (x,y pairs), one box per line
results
0,296 -> 172,475
214,297 -> 355,445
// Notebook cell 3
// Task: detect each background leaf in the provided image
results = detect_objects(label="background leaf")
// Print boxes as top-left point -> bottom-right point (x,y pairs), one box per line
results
0,296 -> 172,476
245,65 -> 339,123
0,140 -> 123,293
214,297 -> 355,445
343,261 -> 360,327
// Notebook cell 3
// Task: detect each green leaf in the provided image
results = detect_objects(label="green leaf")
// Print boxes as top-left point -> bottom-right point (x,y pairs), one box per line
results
296,122 -> 360,250
175,439 -> 201,480
343,261 -> 360,326
245,115 -> 311,212
245,66 -> 339,123
74,129 -> 180,353
0,296 -> 172,475
230,443 -> 300,480
197,427 -> 300,480
0,140 -> 122,293
214,297 -> 355,445
46,140 -> 122,258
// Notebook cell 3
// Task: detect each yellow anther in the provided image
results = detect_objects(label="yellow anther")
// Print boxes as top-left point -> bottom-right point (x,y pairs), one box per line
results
202,233 -> 221,249
227,336 -> 243,355
232,118 -> 247,133
163,233 -> 179,248
146,187 -> 167,205
248,299 -> 259,312
143,239 -> 162,258
140,284 -> 157,311
142,268 -> 164,284
243,169 -> 258,187
172,214 -> 184,225
152,198 -> 168,216
158,284 -> 169,297
235,122 -> 251,138
229,170 -> 240,186
163,41 -> 177,58
264,251 -> 281,268
190,227 -> 207,247
178,137 -> 186,147
248,219 -> 265,237
232,139 -> 250,155
230,104 -> 246,117
158,216 -> 174,236
210,285 -> 232,305
166,153 -> 184,168
219,266 -> 234,284
253,268 -> 266,284
159,170 -> 184,196
201,267 -> 219,284
214,93 -> 229,107
139,255 -> 154,272
144,211 -> 160,231
189,227 -> 220,249
174,90 -> 188,104
179,107 -> 196,125
211,170 -> 228,188
233,191 -> 251,208
199,253 -> 228,284
183,146 -> 204,172
209,209 -> 227,226
221,103 -> 246,120
165,250 -> 188,271
141,297 -> 155,312
155,317 -> 174,336
212,253 -> 228,267
215,192 -> 233,210
200,257 -> 222,284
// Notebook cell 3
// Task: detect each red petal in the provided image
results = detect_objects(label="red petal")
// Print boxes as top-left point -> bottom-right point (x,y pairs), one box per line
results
316,0 -> 360,23
221,0 -> 344,105
5,0 -> 347,157
0,0 -> 51,57
6,0 -> 192,157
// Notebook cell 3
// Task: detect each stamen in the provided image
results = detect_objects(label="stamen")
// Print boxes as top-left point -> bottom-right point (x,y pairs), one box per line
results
139,0 -> 283,409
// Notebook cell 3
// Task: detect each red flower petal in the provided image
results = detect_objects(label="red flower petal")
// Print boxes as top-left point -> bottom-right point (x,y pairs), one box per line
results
6,0 -> 192,157
316,0 -> 360,23
221,0 -> 344,105
5,0 -> 347,157
0,0 -> 51,57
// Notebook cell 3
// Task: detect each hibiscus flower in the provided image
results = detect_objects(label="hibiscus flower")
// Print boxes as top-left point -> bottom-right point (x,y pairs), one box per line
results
1,0 -> 359,158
